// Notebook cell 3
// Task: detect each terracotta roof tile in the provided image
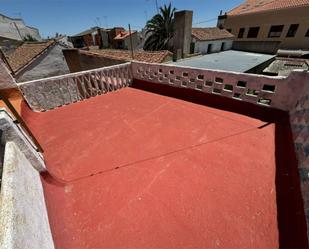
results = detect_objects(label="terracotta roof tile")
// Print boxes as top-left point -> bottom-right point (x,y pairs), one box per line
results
82,49 -> 173,63
191,28 -> 234,41
5,40 -> 56,73
114,31 -> 137,40
228,0 -> 309,15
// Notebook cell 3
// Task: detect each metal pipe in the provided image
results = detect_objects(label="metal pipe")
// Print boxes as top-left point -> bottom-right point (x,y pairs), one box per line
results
128,24 -> 134,60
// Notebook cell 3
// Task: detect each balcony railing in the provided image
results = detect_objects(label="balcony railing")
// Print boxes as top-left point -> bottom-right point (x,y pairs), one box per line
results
19,63 -> 132,111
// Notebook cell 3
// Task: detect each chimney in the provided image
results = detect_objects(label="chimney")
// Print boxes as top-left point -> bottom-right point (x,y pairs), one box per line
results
173,10 -> 193,60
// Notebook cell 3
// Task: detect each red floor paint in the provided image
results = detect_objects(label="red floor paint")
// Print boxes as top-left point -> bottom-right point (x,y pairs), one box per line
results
22,87 -> 281,249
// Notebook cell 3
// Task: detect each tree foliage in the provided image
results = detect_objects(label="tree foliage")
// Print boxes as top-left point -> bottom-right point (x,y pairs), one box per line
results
23,34 -> 37,42
143,3 -> 176,51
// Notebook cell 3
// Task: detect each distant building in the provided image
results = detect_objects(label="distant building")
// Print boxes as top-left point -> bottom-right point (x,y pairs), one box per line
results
63,48 -> 172,72
172,11 -> 234,59
70,27 -> 142,50
113,30 -> 141,50
0,13 -> 41,52
5,40 -> 70,82
70,27 -> 102,48
217,0 -> 309,54
191,28 -> 234,54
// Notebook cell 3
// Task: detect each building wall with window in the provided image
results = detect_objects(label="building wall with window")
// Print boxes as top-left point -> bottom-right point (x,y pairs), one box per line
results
220,6 -> 309,53
192,38 -> 233,54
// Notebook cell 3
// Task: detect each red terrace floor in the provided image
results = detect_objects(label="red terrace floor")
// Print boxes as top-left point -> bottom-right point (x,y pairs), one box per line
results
21,86 -> 304,249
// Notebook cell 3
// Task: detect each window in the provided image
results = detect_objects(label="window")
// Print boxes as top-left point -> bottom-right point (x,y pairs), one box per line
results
207,44 -> 212,53
268,25 -> 284,38
238,28 -> 245,38
305,29 -> 309,37
221,42 -> 225,51
247,27 -> 260,38
286,24 -> 299,37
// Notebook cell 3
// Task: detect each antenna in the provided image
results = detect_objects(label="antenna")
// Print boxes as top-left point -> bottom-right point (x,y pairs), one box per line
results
128,24 -> 134,60
144,10 -> 148,22
95,17 -> 101,27
146,0 -> 159,13
102,16 -> 108,29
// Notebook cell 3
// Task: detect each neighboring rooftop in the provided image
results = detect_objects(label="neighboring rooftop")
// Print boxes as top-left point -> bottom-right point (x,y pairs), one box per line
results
191,27 -> 234,41
22,86 -> 281,249
228,0 -> 309,16
86,49 -> 173,63
169,50 -> 275,73
114,30 -> 137,40
264,57 -> 309,76
71,27 -> 100,37
5,40 -> 56,73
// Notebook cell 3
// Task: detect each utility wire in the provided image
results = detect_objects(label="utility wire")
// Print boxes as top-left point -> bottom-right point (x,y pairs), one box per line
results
193,17 -> 218,25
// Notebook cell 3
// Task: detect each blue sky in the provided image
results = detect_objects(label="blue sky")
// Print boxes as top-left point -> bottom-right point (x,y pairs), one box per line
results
0,0 -> 243,38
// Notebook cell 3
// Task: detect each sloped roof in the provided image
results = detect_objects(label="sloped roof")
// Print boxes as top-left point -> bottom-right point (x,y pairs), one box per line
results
192,28 -> 234,41
5,40 -> 56,73
83,49 -> 172,63
228,0 -> 309,16
114,31 -> 137,40
72,27 -> 100,37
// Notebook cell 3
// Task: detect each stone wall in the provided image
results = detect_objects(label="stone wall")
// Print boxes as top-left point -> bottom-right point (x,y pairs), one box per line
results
290,82 -> 309,238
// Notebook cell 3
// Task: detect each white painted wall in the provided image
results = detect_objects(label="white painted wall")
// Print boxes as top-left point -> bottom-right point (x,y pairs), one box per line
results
194,39 -> 233,54
0,14 -> 41,41
0,142 -> 54,249
16,44 -> 70,82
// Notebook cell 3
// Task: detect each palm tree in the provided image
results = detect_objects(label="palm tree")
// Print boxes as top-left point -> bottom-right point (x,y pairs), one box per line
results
143,3 -> 176,51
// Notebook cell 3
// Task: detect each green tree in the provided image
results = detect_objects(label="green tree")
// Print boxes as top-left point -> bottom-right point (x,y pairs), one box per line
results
143,3 -> 176,51
23,34 -> 38,42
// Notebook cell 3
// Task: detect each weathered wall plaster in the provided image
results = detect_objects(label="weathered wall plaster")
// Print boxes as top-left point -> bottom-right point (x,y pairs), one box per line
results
290,82 -> 309,239
131,61 -> 308,112
0,142 -> 54,249
0,59 -> 16,89
16,44 -> 70,83
0,109 -> 45,171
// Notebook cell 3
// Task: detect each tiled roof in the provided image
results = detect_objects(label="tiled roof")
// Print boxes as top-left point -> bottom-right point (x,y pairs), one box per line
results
191,28 -> 234,41
83,49 -> 173,63
5,40 -> 55,73
72,27 -> 100,37
228,0 -> 309,15
114,31 -> 137,40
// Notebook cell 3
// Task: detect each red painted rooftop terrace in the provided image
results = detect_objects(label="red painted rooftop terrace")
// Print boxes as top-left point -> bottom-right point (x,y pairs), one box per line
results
18,62 -> 309,248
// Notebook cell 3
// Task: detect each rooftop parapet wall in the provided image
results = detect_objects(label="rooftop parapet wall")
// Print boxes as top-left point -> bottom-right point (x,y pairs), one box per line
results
19,61 -> 309,112
19,63 -> 132,112
131,61 -> 309,112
